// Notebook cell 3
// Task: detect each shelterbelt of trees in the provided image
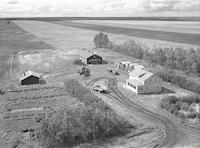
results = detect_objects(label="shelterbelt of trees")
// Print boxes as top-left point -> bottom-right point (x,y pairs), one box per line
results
93,32 -> 200,94
36,79 -> 133,148
161,95 -> 200,120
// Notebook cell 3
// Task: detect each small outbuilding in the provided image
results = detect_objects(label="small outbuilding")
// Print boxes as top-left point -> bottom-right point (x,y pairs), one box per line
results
80,52 -> 102,64
119,61 -> 144,71
20,70 -> 40,85
129,63 -> 144,70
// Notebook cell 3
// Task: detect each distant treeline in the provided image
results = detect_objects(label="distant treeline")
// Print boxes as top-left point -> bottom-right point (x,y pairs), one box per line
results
112,40 -> 200,75
1,16 -> 200,21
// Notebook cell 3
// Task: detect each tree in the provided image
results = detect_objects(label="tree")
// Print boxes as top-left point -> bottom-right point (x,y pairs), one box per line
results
0,89 -> 4,95
93,32 -> 111,48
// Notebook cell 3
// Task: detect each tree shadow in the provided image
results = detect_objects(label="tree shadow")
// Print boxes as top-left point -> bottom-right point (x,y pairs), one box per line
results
39,79 -> 46,84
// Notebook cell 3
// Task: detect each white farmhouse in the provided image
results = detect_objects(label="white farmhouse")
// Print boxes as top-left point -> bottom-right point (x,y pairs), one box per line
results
125,69 -> 162,94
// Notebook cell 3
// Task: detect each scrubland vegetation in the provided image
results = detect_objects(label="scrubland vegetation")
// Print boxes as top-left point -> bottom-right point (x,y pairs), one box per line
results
161,96 -> 200,120
36,79 -> 133,148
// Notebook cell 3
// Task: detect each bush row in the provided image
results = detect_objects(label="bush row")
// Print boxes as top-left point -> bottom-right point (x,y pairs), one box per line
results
161,96 -> 200,119
157,71 -> 200,94
36,79 -> 133,148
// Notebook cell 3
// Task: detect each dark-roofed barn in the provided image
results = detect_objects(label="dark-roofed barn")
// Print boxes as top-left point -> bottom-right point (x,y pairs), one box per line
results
20,70 -> 40,85
80,53 -> 102,64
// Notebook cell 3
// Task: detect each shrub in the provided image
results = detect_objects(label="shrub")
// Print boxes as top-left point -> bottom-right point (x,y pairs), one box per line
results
187,112 -> 197,119
158,71 -> 200,95
12,139 -> 21,148
0,89 -> 5,95
177,112 -> 185,119
93,32 -> 112,48
73,59 -> 86,66
161,96 -> 200,120
198,113 -> 200,119
36,79 -> 133,148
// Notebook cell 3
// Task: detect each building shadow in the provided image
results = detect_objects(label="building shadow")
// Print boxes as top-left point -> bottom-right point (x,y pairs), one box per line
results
39,79 -> 46,84
139,87 -> 175,96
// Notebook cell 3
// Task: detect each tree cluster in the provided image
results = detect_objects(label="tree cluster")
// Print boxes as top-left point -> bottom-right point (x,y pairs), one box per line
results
93,32 -> 113,49
36,79 -> 133,148
158,70 -> 200,94
161,96 -> 200,119
111,40 -> 200,75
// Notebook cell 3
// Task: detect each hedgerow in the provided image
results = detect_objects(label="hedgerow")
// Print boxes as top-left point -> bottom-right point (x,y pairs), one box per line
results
157,71 -> 200,94
36,79 -> 133,148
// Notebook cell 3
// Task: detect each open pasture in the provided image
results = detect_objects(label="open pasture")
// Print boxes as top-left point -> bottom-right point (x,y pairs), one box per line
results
51,20 -> 200,47
14,20 -> 199,53
0,21 -> 53,83
72,20 -> 200,34
14,20 -> 138,49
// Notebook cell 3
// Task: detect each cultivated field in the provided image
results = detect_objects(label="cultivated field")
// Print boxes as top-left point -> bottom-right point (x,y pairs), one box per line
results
51,20 -> 200,48
72,20 -> 200,34
15,20 -> 200,50
0,21 -> 53,85
0,84 -> 79,148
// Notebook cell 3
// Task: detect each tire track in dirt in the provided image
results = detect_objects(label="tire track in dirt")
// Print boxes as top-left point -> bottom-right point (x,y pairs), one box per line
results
88,77 -> 184,148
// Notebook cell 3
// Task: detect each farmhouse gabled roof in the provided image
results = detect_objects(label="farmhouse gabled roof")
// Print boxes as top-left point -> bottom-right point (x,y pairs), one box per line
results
128,79 -> 144,86
129,63 -> 144,69
80,51 -> 101,59
129,69 -> 154,83
20,70 -> 40,81
120,61 -> 131,64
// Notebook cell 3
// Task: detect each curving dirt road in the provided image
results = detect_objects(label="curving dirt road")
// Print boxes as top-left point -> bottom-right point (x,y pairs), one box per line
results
89,77 -> 195,148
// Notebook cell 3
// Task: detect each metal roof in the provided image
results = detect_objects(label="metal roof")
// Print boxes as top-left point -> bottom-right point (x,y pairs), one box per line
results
129,69 -> 154,83
129,63 -> 144,69
20,70 -> 40,81
80,51 -> 101,59
127,78 -> 144,86
120,61 -> 131,64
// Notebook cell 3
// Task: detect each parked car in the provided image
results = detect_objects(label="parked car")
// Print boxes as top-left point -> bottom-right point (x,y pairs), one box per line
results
93,85 -> 109,94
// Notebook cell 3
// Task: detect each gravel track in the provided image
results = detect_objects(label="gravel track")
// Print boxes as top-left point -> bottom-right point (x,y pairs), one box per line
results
88,77 -> 185,148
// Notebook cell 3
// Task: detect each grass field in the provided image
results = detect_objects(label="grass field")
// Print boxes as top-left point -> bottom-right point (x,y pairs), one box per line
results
0,21 -> 53,84
15,20 -> 199,52
51,20 -> 200,47
14,20 -> 141,49
72,20 -> 200,34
